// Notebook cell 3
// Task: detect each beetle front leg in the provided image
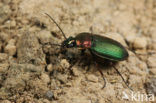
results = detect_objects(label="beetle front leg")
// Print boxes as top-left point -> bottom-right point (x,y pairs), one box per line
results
81,49 -> 86,56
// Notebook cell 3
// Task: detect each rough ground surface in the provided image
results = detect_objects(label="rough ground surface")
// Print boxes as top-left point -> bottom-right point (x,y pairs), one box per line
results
0,0 -> 156,103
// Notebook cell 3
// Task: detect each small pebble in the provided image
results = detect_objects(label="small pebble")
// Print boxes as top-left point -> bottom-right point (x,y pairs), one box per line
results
47,64 -> 53,72
4,44 -> 16,56
4,39 -> 16,56
133,37 -> 147,49
60,59 -> 70,69
86,74 -> 98,83
45,91 -> 54,100
126,35 -> 135,44
41,73 -> 50,84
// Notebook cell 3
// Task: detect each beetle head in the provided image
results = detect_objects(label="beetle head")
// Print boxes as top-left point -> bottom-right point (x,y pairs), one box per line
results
61,36 -> 76,48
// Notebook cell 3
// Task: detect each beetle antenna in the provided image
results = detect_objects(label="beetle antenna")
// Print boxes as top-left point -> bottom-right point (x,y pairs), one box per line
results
113,65 -> 133,91
51,43 -> 62,46
43,42 -> 61,46
44,13 -> 67,39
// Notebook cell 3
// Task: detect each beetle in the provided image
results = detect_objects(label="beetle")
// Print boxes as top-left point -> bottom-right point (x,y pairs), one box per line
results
45,13 -> 132,90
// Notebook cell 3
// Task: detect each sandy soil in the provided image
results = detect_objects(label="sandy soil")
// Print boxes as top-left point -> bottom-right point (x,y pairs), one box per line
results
0,0 -> 156,103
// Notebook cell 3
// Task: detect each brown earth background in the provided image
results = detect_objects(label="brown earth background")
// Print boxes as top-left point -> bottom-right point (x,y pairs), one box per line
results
0,0 -> 156,103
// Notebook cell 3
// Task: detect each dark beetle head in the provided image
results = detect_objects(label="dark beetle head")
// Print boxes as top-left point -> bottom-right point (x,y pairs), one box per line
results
61,36 -> 76,48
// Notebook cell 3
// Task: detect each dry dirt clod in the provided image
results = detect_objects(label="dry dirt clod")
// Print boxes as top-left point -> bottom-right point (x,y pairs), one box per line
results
60,59 -> 70,69
133,37 -> 147,49
0,63 -> 9,73
72,67 -> 81,76
4,39 -> 16,56
4,44 -> 16,56
0,5 -> 11,23
147,56 -> 156,68
0,32 -> 10,43
10,20 -> 16,27
0,53 -> 8,62
37,30 -> 52,44
17,32 -> 46,65
86,74 -> 98,83
149,68 -> 156,75
126,35 -> 135,44
41,73 -> 50,84
56,73 -> 68,84
4,77 -> 26,92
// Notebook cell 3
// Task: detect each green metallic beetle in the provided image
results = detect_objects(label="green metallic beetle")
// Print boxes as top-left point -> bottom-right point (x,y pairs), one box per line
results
62,33 -> 129,61
45,13 -> 132,90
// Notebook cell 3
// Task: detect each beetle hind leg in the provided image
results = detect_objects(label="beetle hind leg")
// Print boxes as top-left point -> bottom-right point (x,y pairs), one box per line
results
98,67 -> 106,89
94,62 -> 106,89
112,65 -> 133,91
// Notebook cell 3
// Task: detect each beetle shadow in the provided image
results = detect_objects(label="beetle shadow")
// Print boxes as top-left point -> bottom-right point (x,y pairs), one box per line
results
87,54 -> 119,71
61,48 -> 119,72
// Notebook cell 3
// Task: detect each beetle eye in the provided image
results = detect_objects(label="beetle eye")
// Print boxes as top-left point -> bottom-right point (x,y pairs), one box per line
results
67,40 -> 75,48
67,42 -> 73,47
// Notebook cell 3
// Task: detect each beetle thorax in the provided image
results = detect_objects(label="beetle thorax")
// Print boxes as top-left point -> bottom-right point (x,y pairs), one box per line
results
76,40 -> 92,49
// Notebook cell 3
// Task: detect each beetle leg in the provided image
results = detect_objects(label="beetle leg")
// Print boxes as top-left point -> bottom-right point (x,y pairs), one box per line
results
112,65 -> 133,91
77,49 -> 86,65
81,49 -> 86,56
80,49 -> 92,71
97,65 -> 106,89
68,59 -> 78,75
94,61 -> 106,89
89,50 -> 107,89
